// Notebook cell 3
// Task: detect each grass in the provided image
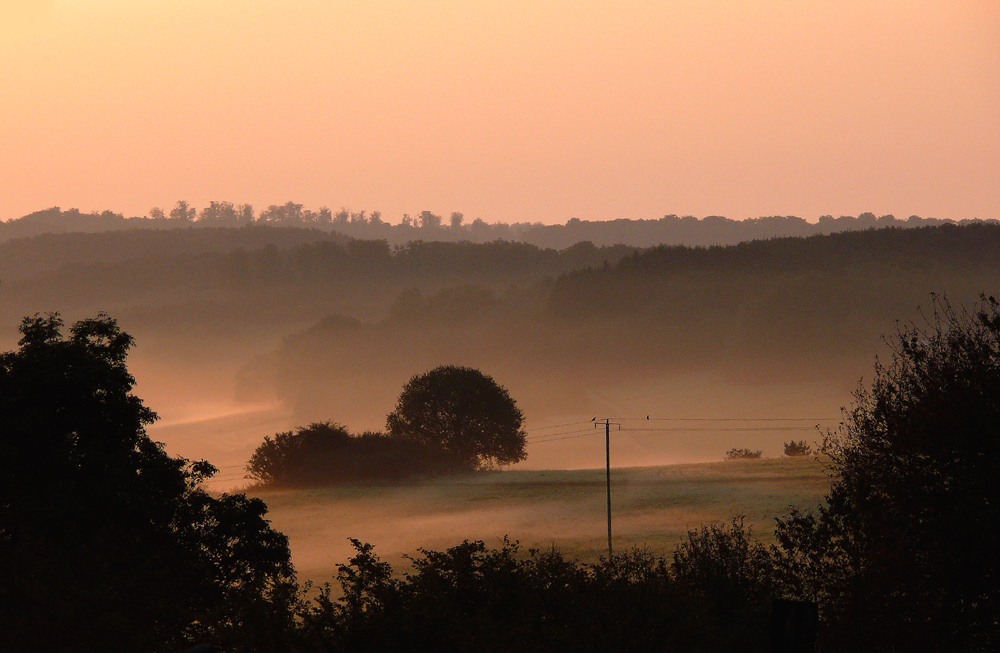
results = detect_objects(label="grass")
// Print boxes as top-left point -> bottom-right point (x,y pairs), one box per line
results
253,456 -> 832,585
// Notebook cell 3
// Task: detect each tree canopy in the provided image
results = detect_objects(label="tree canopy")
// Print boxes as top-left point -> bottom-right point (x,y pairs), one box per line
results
386,365 -> 527,470
777,294 -> 1000,651
0,314 -> 298,652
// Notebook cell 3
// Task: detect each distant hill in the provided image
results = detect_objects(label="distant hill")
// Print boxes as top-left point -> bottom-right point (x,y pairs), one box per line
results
2,203 -> 990,247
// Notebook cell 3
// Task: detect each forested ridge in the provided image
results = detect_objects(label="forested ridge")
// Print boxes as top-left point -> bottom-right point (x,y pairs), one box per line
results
2,222 -> 996,437
235,224 -> 1000,427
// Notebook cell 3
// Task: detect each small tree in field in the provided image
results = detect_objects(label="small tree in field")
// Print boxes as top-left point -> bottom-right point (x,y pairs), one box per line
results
783,440 -> 811,456
386,365 -> 527,470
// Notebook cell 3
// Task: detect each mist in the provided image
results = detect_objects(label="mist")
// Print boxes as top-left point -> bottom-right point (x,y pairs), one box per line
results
2,221 -> 993,487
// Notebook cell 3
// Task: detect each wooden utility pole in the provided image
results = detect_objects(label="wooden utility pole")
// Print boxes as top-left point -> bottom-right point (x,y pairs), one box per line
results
605,419 -> 612,558
598,418 -> 620,560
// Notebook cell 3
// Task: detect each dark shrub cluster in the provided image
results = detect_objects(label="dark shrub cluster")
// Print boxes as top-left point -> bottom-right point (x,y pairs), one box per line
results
299,518 -> 780,653
776,295 -> 1000,651
725,447 -> 763,460
246,422 -> 471,487
783,440 -> 812,456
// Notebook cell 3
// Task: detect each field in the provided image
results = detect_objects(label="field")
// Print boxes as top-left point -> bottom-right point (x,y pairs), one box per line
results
253,456 -> 832,585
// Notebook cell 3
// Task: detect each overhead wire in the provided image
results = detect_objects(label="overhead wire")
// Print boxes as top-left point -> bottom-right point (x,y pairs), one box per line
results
523,420 -> 593,433
524,416 -> 839,445
608,416 -> 842,422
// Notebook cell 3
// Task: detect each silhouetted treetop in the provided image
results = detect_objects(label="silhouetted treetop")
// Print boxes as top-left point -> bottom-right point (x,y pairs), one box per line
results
386,366 -> 527,470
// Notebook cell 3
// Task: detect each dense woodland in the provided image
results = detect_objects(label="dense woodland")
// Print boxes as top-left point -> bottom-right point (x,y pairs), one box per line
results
2,222 -> 997,447
243,224 -> 1000,429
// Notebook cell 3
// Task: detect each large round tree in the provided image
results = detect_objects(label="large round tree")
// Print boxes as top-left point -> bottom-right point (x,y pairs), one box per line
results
386,365 -> 527,470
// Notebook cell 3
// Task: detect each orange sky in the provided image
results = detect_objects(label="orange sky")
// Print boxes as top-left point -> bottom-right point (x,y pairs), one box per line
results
2,0 -> 998,224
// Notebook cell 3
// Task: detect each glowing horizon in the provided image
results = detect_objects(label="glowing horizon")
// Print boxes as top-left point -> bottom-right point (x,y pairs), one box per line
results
2,0 -> 998,225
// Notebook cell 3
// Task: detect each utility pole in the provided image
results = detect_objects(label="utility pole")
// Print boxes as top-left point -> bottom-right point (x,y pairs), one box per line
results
596,418 -> 620,560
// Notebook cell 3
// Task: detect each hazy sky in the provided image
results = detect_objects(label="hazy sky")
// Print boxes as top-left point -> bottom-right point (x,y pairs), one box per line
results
2,0 -> 997,224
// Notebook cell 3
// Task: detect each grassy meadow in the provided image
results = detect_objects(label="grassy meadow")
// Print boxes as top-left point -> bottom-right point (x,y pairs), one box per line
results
253,456 -> 832,585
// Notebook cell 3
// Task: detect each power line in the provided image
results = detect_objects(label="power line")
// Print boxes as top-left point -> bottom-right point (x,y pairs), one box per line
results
623,426 -> 825,433
526,427 -> 599,442
609,416 -> 842,422
524,420 -> 593,433
530,431 -> 603,444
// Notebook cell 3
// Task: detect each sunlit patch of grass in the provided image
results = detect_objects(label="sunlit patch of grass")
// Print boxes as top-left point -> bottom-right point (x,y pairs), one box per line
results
254,457 -> 830,585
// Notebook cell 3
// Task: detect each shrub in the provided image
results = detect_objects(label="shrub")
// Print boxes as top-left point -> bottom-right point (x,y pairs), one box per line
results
300,519 -> 781,652
782,440 -> 812,456
246,422 -> 470,487
725,447 -> 762,460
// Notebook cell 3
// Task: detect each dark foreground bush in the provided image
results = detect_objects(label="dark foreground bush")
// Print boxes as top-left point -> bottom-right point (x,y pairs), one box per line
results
298,518 -> 781,653
776,295 -> 1000,651
246,422 -> 471,486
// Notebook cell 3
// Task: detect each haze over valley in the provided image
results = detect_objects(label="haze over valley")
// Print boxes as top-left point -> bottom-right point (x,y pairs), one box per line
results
3,218 -> 996,485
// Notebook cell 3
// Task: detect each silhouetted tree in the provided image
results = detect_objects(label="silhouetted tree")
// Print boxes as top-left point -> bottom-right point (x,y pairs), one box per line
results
669,518 -> 779,650
776,294 -> 1000,651
417,210 -> 442,230
198,200 -> 240,226
386,366 -> 527,469
0,314 -> 298,652
299,520 -> 780,652
245,422 -> 464,486
782,440 -> 811,456
170,199 -> 196,221
725,448 -> 762,460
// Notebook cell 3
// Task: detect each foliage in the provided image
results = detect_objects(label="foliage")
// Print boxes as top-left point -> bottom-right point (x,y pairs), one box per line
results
246,422 -> 467,486
299,518 -> 781,652
776,295 -> 1000,651
782,440 -> 812,456
0,314 -> 298,652
386,365 -> 527,470
725,447 -> 762,460
669,518 -> 780,650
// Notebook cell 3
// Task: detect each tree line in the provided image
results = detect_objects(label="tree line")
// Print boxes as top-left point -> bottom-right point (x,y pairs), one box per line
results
3,201 -> 991,247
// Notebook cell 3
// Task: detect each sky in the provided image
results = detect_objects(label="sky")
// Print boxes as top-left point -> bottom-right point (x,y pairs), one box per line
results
1,0 -> 998,224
